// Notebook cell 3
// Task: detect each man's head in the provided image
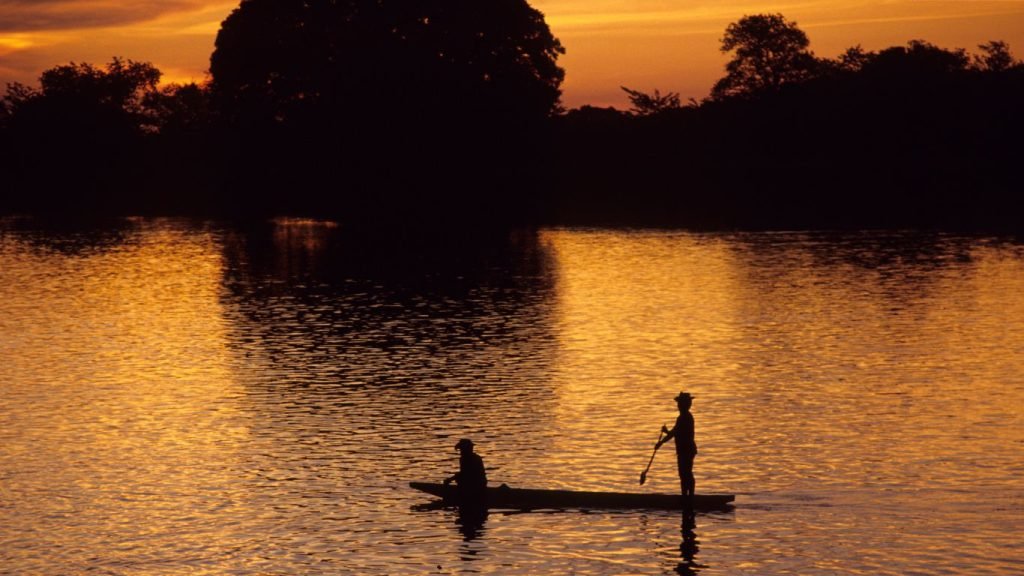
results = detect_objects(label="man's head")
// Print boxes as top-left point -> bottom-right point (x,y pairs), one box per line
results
455,438 -> 474,453
675,392 -> 693,411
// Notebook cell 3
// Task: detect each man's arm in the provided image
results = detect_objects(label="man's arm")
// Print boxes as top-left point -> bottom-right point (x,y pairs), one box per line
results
656,424 -> 675,448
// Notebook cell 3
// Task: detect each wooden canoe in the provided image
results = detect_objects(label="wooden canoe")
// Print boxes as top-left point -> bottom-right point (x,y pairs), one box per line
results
410,482 -> 734,510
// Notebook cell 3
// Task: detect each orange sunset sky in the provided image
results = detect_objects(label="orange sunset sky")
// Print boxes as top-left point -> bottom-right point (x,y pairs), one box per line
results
2,1 -> 1023,108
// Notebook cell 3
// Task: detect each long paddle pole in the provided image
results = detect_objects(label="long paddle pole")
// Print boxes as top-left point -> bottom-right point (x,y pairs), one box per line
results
639,426 -> 665,486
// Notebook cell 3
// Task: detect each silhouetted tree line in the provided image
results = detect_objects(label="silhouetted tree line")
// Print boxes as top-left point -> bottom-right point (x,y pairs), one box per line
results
552,14 -> 1024,230
1,11 -> 1022,230
0,59 -> 221,216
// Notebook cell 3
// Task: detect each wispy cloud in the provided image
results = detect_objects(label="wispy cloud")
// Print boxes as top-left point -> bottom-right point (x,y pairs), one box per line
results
0,1 -> 234,86
0,1 -> 218,32
539,0 -> 1024,35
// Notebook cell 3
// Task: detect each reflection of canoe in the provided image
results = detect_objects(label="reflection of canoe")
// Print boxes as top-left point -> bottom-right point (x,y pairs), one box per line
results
409,482 -> 734,511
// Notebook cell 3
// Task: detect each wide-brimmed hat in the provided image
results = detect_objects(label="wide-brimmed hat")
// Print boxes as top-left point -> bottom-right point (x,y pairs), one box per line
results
455,438 -> 474,451
674,392 -> 693,402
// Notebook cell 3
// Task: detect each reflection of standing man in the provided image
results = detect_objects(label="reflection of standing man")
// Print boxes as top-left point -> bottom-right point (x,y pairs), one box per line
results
656,392 -> 698,498
675,509 -> 701,576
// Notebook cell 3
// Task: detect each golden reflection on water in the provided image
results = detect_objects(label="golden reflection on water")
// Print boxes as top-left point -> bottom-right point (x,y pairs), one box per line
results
542,230 -> 743,489
540,230 -> 1024,500
2,222 -> 1022,574
0,221 -> 251,571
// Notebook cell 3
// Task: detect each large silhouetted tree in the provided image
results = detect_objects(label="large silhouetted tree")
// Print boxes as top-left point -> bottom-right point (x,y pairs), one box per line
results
209,0 -> 565,128
206,0 -> 566,225
711,14 -> 818,99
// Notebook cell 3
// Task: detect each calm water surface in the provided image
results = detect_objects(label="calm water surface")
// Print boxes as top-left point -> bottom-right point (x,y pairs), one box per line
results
1,219 -> 1022,574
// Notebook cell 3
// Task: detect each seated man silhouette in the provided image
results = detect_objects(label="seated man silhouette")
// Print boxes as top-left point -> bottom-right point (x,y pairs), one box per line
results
444,438 -> 488,505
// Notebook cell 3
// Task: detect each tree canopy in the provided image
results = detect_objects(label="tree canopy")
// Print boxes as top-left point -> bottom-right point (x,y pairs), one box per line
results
203,0 -> 567,226
0,59 -> 168,213
711,13 -> 817,99
620,86 -> 682,116
3,58 -> 161,135
974,41 -> 1016,72
867,40 -> 969,76
209,0 -> 565,128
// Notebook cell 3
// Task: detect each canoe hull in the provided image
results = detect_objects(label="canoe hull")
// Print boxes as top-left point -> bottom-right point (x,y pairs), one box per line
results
410,482 -> 734,511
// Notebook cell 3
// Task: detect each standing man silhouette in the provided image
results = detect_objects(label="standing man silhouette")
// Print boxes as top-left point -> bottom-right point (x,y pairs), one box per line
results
656,392 -> 698,499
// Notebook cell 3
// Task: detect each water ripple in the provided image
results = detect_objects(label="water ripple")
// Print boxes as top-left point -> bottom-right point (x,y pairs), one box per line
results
1,221 -> 1022,574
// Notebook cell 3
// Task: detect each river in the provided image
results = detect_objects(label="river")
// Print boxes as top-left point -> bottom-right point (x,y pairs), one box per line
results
1,218 -> 1022,574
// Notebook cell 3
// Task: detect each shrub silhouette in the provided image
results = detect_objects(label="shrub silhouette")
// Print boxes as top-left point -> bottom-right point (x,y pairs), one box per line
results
1,59 -> 164,213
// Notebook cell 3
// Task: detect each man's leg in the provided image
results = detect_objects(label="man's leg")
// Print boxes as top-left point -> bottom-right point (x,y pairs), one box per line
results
681,456 -> 695,498
676,457 -> 689,497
